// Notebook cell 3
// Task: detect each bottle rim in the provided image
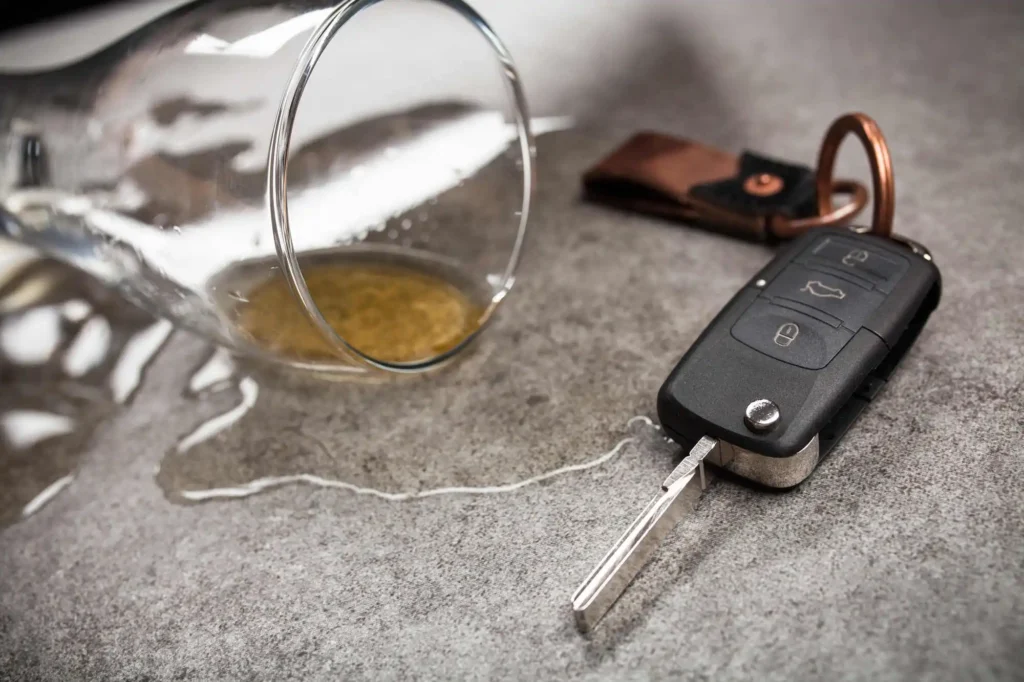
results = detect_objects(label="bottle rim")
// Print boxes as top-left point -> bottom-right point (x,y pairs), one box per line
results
265,0 -> 534,373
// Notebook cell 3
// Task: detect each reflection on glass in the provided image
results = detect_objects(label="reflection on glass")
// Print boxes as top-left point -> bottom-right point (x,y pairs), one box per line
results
0,256 -> 163,527
0,0 -> 533,374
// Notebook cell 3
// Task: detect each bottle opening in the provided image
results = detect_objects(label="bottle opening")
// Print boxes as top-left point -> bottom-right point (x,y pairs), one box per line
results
265,0 -> 533,373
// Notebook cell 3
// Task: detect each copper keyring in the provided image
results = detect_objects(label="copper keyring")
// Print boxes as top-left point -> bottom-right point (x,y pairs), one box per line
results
769,178 -> 870,238
814,112 -> 895,238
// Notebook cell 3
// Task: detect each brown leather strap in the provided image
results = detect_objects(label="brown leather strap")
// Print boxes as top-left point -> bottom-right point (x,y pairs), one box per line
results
581,132 -> 749,231
582,131 -> 868,240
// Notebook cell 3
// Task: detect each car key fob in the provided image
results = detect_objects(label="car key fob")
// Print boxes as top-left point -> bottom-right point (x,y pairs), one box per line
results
572,227 -> 940,631
657,227 -> 940,488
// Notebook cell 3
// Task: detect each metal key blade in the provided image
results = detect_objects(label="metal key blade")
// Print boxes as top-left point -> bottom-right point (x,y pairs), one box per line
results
571,436 -> 718,632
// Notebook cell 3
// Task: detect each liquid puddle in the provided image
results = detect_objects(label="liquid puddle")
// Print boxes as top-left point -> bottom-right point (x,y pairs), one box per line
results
21,474 -> 74,518
0,256 -> 169,527
187,347 -> 236,394
161,352 -> 666,502
2,109 -> 589,523
109,319 -> 175,404
175,377 -> 259,454
169,363 -> 657,501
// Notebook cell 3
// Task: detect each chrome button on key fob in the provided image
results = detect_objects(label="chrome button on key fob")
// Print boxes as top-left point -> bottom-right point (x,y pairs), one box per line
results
572,227 -> 941,631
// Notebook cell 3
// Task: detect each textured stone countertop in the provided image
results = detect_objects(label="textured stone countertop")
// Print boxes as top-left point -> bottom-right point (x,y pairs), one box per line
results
1,1 -> 1023,680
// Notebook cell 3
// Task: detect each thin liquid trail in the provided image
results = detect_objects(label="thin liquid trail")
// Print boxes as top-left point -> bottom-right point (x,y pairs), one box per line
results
178,416 -> 657,503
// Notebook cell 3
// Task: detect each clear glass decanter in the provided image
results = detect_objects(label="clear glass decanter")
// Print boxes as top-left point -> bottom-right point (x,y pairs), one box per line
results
0,0 -> 534,374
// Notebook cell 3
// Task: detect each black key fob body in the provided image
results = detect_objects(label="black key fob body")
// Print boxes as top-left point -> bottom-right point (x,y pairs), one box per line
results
657,228 -> 941,488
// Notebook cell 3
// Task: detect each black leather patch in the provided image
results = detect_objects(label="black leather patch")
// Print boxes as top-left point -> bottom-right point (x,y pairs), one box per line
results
690,151 -> 818,219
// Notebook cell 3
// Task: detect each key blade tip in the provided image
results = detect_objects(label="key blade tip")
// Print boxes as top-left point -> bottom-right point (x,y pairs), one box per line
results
571,601 -> 601,634
573,610 -> 593,634
570,582 -> 602,633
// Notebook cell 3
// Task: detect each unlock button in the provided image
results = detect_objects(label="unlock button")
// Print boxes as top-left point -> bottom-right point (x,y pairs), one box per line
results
731,300 -> 853,370
799,236 -> 909,293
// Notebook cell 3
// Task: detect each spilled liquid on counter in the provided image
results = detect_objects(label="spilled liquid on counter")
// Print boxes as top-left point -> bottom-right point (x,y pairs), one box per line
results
1,257 -> 671,519
4,248 -> 621,522
0,257 -> 170,528
159,339 -> 669,504
0,111 -> 595,524
170,413 -> 660,503
159,249 -> 671,505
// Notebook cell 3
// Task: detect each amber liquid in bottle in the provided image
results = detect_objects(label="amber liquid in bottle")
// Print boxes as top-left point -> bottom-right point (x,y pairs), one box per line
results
234,258 -> 484,365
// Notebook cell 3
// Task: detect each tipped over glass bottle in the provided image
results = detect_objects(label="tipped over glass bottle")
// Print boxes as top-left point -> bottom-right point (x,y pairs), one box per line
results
0,0 -> 534,374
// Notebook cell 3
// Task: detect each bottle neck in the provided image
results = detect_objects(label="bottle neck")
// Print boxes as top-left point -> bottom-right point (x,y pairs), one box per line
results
0,64 -> 118,202
0,69 -> 110,270
1,74 -> 41,196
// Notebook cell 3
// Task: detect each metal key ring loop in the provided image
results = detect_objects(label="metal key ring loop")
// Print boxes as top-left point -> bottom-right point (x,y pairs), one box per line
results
769,178 -> 869,239
814,112 -> 895,238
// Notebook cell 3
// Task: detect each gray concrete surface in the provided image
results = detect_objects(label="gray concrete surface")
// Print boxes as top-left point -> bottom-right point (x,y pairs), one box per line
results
2,0 -> 1023,680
